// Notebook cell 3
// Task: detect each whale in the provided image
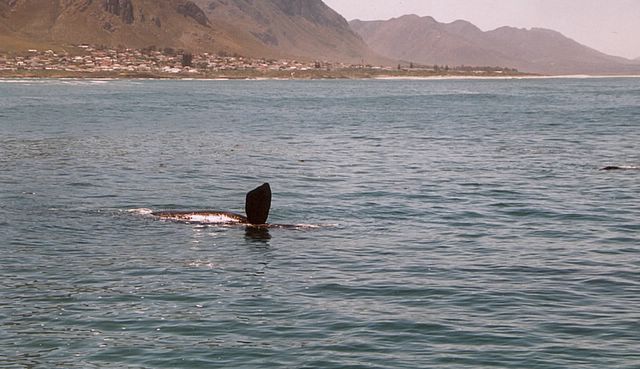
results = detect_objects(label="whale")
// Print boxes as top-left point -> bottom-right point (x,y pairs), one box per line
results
152,183 -> 272,226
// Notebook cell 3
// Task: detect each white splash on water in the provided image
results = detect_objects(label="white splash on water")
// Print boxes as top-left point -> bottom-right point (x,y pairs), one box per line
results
181,214 -> 242,224
128,208 -> 243,224
128,208 -> 153,215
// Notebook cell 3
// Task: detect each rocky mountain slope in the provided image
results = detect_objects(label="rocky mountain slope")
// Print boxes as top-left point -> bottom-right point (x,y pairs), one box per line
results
0,0 -> 382,63
191,0 -> 380,62
350,15 -> 640,74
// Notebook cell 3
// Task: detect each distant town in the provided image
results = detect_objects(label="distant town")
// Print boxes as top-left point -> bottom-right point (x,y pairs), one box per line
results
0,45 -> 525,79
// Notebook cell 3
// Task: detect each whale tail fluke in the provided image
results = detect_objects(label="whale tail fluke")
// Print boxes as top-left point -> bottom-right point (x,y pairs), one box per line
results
245,183 -> 271,225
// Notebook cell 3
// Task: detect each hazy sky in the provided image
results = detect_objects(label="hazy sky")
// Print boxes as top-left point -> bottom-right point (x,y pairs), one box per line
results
323,0 -> 640,59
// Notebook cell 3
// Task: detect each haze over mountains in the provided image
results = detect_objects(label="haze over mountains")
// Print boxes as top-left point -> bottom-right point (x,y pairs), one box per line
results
1,0 -> 639,74
350,14 -> 640,75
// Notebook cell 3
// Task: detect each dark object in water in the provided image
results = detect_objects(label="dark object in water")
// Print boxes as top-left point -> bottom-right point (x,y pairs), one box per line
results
245,183 -> 271,224
152,183 -> 272,225
600,166 -> 639,171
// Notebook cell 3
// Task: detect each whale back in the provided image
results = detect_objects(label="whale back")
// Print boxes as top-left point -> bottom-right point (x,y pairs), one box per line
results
245,183 -> 271,225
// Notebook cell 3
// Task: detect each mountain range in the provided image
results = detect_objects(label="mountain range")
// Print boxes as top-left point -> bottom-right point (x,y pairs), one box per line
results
1,1 -> 639,74
0,0 -> 382,63
350,15 -> 640,75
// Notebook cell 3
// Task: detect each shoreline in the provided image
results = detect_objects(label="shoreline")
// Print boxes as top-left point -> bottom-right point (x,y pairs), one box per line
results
374,74 -> 640,80
4,45 -> 638,81
1,70 -> 639,81
0,68 -> 534,80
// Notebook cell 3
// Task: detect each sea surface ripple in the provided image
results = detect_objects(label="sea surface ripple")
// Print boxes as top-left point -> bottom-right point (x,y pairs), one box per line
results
1,78 -> 639,368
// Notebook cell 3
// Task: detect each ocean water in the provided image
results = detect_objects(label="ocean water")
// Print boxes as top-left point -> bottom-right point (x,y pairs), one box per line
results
1,77 -> 639,368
